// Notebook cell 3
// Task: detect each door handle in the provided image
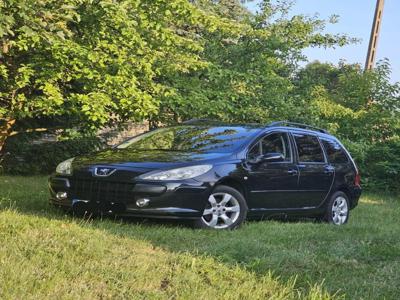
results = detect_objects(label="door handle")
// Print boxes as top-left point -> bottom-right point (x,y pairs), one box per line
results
324,166 -> 335,174
287,169 -> 298,176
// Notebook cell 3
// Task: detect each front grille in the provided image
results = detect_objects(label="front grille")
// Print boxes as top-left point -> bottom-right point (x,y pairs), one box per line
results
69,179 -> 135,204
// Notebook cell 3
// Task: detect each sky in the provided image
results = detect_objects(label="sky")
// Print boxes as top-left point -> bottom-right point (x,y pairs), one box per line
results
246,0 -> 400,83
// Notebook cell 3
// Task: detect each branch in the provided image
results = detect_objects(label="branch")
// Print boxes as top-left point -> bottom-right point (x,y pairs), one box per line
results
8,126 -> 65,137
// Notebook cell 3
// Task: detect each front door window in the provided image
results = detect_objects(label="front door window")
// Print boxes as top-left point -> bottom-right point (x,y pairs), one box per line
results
261,133 -> 292,162
248,132 -> 292,162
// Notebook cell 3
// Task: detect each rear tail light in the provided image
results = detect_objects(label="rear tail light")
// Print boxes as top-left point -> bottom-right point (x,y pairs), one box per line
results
355,172 -> 361,187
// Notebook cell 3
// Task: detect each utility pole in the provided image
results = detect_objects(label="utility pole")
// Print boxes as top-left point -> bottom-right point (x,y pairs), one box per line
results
365,0 -> 385,71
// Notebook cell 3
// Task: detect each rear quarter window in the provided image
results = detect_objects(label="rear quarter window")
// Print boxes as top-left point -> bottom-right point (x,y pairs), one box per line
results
321,138 -> 349,164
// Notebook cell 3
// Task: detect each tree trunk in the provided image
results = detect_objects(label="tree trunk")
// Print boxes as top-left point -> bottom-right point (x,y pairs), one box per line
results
0,119 -> 16,153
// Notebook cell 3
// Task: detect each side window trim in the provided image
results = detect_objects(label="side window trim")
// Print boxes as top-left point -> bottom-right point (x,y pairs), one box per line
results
291,132 -> 327,164
317,136 -> 328,164
246,131 -> 293,163
289,132 -> 299,163
248,140 -> 262,160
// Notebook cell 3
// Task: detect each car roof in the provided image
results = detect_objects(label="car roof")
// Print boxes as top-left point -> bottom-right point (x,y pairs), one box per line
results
181,119 -> 335,138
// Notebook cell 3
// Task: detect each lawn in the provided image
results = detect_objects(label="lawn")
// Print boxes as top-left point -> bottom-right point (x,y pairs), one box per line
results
0,176 -> 399,299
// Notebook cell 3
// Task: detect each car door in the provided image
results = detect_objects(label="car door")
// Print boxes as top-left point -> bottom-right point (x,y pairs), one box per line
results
291,132 -> 334,208
320,136 -> 352,190
245,131 -> 300,210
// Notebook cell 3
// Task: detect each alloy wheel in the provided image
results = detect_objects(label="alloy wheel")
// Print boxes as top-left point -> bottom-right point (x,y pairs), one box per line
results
201,192 -> 241,229
331,196 -> 348,225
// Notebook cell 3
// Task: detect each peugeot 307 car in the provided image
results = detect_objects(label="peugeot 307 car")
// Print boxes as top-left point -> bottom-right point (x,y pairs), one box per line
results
49,120 -> 361,229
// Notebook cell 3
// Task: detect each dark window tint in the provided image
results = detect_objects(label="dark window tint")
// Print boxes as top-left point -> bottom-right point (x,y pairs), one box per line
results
261,133 -> 291,161
248,132 -> 291,162
321,138 -> 348,163
293,134 -> 325,163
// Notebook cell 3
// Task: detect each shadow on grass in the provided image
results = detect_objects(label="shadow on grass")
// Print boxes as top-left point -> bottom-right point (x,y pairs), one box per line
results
1,175 -> 399,299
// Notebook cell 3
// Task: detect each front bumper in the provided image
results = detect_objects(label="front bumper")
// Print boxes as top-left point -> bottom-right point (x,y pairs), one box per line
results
49,176 -> 212,219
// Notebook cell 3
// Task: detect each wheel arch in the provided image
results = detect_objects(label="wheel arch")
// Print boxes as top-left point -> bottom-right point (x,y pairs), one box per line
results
332,185 -> 355,208
214,177 -> 248,202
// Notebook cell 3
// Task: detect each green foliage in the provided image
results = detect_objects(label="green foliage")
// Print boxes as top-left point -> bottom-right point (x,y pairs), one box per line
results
0,0 -> 226,134
2,134 -> 105,174
293,60 -> 400,139
0,0 -> 356,129
152,0 -> 355,124
345,139 -> 400,192
292,60 -> 400,191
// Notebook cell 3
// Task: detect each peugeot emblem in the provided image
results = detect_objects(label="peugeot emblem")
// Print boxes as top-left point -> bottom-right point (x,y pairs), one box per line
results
94,167 -> 116,177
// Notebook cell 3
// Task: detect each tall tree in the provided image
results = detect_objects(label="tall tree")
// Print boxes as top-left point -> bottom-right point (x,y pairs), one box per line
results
0,0 -> 356,152
0,0 -> 227,151
293,60 -> 400,141
154,0 -> 355,125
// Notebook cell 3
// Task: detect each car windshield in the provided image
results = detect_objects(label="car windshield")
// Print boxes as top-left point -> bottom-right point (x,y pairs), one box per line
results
117,125 -> 259,153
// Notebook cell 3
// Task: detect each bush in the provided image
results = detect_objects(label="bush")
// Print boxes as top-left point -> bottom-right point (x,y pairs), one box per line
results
345,139 -> 400,192
1,134 -> 105,175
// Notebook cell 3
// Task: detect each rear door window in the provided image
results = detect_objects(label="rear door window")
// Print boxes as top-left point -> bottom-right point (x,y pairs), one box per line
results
321,138 -> 349,164
293,134 -> 325,163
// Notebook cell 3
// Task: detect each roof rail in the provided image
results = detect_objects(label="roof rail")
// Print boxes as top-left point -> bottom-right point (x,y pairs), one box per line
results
267,121 -> 328,134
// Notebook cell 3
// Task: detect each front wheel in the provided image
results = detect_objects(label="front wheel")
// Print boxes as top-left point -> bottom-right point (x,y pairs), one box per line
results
324,191 -> 350,225
194,185 -> 247,230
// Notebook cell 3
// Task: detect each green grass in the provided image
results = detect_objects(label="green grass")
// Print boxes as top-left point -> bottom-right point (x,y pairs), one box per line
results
0,176 -> 399,299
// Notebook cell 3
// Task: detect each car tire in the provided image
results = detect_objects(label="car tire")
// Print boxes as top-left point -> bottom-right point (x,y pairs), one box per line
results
324,191 -> 350,225
194,185 -> 247,230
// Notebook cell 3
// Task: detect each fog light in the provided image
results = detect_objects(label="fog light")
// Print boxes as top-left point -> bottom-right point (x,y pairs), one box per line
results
136,198 -> 150,207
56,192 -> 68,200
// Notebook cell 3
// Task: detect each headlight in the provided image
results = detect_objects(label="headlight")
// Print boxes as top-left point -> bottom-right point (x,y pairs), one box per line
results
56,158 -> 74,175
140,165 -> 212,181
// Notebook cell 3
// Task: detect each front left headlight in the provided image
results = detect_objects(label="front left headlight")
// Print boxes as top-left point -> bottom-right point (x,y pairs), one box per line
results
140,165 -> 213,181
56,158 -> 74,175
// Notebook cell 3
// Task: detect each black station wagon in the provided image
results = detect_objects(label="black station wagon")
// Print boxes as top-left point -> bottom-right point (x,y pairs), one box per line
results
49,120 -> 362,229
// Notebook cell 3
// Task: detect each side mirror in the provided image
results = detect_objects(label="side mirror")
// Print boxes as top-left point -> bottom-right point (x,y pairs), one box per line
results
250,152 -> 284,164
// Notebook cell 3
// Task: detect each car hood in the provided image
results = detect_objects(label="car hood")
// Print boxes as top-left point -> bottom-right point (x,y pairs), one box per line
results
73,148 -> 233,170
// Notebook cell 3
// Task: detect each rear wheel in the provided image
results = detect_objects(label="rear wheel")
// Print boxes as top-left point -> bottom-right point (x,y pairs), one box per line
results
194,185 -> 247,229
324,191 -> 349,225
